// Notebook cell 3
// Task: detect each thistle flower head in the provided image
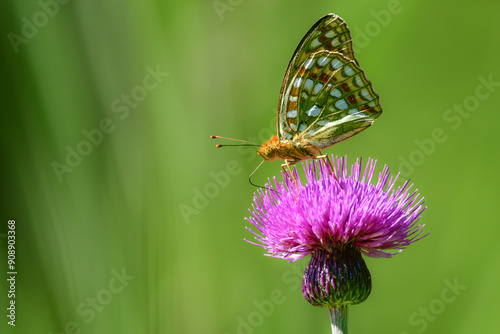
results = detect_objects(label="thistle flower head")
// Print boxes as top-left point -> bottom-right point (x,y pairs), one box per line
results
245,156 -> 427,307
246,156 -> 426,261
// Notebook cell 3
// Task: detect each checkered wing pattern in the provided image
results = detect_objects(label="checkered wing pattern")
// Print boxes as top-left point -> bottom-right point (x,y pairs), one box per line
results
277,14 -> 382,148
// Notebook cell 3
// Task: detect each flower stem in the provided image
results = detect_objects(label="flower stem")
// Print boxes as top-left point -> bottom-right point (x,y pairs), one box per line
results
329,305 -> 348,334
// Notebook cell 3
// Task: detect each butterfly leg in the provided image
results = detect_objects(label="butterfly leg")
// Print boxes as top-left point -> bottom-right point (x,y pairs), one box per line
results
316,152 -> 343,189
281,159 -> 295,182
281,159 -> 300,200
316,152 -> 334,174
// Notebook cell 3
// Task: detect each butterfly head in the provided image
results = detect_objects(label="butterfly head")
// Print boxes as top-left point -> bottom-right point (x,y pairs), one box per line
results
257,135 -> 281,162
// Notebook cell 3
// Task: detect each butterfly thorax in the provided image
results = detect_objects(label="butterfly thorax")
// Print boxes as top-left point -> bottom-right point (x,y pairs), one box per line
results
257,135 -> 321,163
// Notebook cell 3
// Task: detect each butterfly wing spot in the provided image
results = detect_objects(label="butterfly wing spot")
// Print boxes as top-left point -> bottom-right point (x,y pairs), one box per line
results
287,110 -> 298,118
304,58 -> 316,69
330,38 -> 340,47
335,99 -> 349,110
343,65 -> 354,76
313,82 -> 324,95
293,77 -> 303,88
310,37 -> 321,48
298,123 -> 307,131
304,78 -> 314,90
360,88 -> 378,102
306,105 -> 322,117
318,56 -> 330,66
318,34 -> 329,43
325,30 -> 335,38
330,88 -> 342,98
347,95 -> 357,105
331,58 -> 343,70
317,73 -> 331,84
355,75 -> 364,87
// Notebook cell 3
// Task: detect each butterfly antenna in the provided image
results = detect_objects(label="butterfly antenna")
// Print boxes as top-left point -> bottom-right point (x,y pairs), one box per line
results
211,136 -> 276,193
210,135 -> 260,147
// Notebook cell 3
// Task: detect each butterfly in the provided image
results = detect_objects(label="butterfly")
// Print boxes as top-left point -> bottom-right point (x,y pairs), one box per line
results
212,13 -> 382,183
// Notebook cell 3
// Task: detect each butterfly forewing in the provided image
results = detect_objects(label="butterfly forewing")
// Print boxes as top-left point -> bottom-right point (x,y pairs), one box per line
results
279,14 -> 358,105
277,14 -> 382,149
286,14 -> 358,72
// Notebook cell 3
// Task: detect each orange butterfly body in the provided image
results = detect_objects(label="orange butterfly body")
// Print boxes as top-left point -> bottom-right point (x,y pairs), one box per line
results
257,135 -> 320,163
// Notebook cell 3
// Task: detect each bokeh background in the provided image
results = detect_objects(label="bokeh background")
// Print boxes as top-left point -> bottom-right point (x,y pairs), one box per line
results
1,0 -> 499,333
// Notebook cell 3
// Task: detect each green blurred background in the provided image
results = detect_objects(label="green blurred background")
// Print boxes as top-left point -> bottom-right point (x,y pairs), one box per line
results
1,0 -> 499,333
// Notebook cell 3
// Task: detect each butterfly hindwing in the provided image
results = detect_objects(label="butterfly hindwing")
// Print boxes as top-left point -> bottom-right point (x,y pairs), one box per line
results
278,14 -> 382,148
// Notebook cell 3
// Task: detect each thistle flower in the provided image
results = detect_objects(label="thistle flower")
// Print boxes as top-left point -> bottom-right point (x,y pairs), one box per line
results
245,156 -> 427,333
